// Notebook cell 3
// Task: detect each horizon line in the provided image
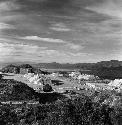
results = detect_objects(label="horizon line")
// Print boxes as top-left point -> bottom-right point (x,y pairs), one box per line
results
0,60 -> 121,65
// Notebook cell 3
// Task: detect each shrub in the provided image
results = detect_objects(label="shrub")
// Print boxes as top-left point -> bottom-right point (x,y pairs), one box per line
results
0,74 -> 2,79
43,84 -> 53,92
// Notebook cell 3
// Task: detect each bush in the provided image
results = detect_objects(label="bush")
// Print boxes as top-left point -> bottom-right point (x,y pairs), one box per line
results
0,79 -> 39,101
0,78 -> 122,125
43,84 -> 53,92
0,75 -> 2,79
0,92 -> 121,125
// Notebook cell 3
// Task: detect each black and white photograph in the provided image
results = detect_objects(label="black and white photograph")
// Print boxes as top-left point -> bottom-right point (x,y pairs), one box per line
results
0,0 -> 122,124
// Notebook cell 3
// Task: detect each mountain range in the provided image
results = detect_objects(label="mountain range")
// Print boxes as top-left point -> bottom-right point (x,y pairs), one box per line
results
0,60 -> 122,70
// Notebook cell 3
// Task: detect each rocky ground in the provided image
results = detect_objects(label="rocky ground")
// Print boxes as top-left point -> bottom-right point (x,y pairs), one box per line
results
1,73 -> 109,93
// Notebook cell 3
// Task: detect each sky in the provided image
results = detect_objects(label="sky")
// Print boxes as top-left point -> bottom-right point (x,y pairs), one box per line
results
0,0 -> 122,63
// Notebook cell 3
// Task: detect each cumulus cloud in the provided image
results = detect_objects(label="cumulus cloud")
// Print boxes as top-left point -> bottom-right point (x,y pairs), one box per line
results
19,36 -> 67,43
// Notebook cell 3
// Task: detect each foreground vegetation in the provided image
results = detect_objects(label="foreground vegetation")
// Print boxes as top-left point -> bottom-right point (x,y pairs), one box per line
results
0,72 -> 121,125
0,79 -> 38,101
0,84 -> 121,125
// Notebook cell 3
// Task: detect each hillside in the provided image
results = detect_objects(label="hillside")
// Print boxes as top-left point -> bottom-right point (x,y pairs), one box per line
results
1,60 -> 122,79
0,87 -> 121,125
32,60 -> 122,70
1,64 -> 49,74
0,79 -> 38,101
1,60 -> 122,70
33,60 -> 122,79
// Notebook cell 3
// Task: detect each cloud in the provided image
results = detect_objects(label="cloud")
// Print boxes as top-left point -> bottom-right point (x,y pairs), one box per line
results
0,41 -> 92,63
0,1 -> 20,12
0,23 -> 15,30
86,0 -> 122,18
68,52 -> 93,57
83,18 -> 122,36
0,0 -> 122,63
49,22 -> 71,32
66,43 -> 84,51
0,42 -> 67,62
19,36 -> 67,43
0,42 -> 47,62
0,42 -> 47,55
0,1 -> 21,35
36,50 -> 94,63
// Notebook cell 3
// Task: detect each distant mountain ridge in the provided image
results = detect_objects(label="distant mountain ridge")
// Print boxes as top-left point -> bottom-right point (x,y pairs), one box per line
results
33,60 -> 122,70
1,60 -> 122,79
1,60 -> 122,70
0,61 -> 34,69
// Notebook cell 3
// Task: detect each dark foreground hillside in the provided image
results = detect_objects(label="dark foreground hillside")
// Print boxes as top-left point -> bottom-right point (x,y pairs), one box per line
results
0,76 -> 121,124
0,90 -> 122,125
0,78 -> 121,125
92,66 -> 122,80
